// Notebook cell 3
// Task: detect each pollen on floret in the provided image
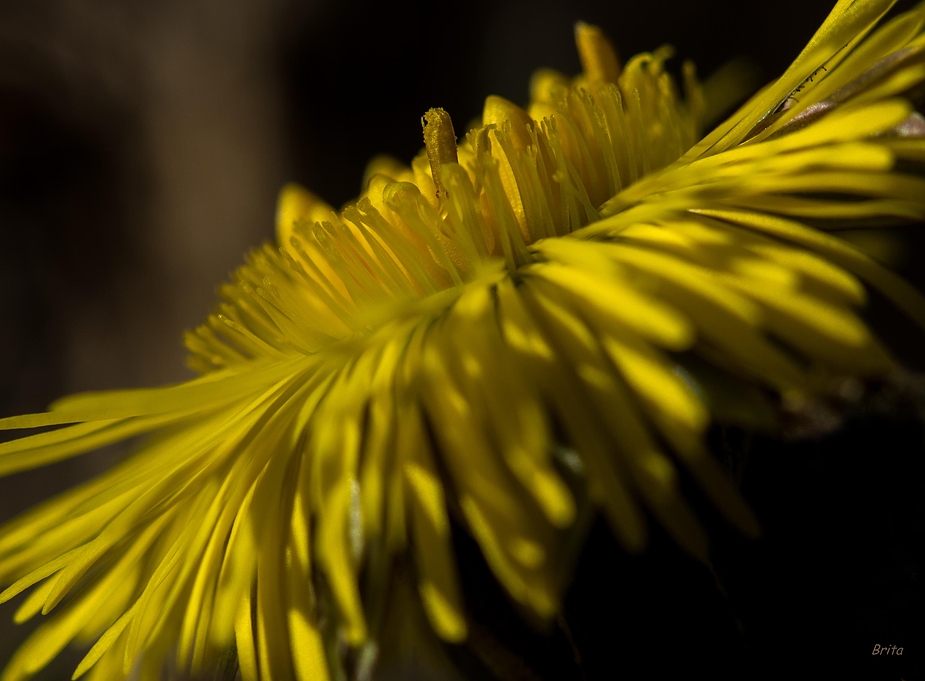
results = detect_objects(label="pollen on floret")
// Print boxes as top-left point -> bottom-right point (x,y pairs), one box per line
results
422,108 -> 459,200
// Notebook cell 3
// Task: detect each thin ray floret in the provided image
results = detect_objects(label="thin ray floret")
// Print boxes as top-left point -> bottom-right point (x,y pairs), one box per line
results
2,2 -> 925,680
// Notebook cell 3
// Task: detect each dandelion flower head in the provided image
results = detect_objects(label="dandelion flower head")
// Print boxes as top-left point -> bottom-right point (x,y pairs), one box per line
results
3,1 -> 925,679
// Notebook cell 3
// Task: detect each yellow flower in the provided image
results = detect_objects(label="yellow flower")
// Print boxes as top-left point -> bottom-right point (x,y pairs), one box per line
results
3,1 -> 925,679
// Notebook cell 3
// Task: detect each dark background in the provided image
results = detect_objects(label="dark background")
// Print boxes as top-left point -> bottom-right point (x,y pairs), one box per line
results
0,0 -> 921,679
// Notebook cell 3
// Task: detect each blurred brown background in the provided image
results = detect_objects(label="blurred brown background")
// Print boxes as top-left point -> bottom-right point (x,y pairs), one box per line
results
0,0 -> 906,677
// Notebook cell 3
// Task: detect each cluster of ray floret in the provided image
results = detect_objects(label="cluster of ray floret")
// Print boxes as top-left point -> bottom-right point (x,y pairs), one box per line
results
184,23 -> 701,373
1,3 -> 925,681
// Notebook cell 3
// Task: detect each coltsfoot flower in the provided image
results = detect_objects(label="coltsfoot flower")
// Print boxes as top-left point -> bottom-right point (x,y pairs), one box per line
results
3,1 -> 925,679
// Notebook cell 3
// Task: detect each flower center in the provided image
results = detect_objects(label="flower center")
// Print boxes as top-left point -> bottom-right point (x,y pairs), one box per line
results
185,26 -> 704,373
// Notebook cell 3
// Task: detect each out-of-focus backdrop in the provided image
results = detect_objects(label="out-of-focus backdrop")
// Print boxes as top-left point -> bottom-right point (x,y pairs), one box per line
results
0,0 -> 920,678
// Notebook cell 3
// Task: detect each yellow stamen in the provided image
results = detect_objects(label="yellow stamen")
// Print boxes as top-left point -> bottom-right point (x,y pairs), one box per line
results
362,155 -> 414,187
482,95 -> 534,152
575,22 -> 621,83
422,108 -> 459,199
276,183 -> 334,248
529,69 -> 569,105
